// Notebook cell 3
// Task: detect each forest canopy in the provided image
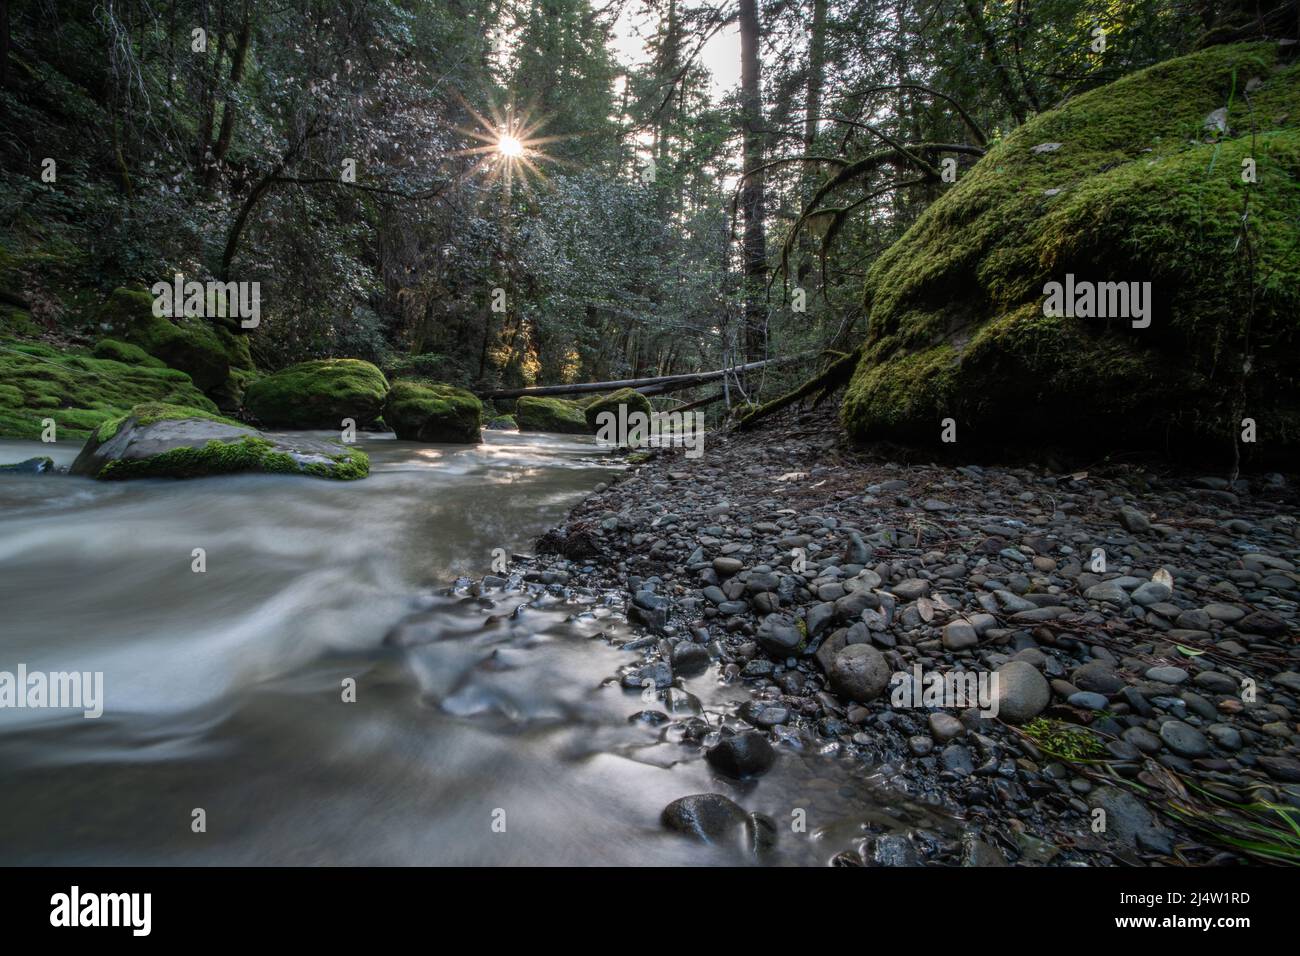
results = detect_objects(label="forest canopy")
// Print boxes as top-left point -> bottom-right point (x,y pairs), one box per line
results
0,0 -> 1286,429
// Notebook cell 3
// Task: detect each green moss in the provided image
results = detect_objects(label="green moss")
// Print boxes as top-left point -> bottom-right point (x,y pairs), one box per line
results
515,395 -> 590,433
95,434 -> 369,481
97,287 -> 255,396
95,401 -> 243,443
583,387 -> 653,431
0,338 -> 219,440
843,43 -> 1300,456
0,307 -> 43,338
486,414 -> 517,430
243,358 -> 389,428
1022,718 -> 1107,762
383,379 -> 482,443
91,338 -> 166,367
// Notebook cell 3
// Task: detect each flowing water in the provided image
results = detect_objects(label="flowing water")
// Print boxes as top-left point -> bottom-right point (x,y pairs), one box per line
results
0,431 -> 940,866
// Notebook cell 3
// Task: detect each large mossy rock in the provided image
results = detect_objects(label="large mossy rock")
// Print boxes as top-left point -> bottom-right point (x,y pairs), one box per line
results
583,387 -> 653,431
842,42 -> 1300,458
384,380 -> 482,443
515,395 -> 591,433
70,402 -> 369,480
0,340 -> 220,440
244,358 -> 389,429
98,287 -> 256,406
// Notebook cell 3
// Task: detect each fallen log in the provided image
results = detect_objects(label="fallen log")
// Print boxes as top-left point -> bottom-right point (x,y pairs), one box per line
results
477,355 -> 802,400
738,346 -> 862,430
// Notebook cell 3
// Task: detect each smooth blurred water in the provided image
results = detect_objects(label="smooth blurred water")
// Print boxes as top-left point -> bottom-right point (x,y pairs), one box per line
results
0,431 -> 932,865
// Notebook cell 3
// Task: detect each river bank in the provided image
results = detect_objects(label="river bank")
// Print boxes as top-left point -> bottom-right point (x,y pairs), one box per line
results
511,403 -> 1300,865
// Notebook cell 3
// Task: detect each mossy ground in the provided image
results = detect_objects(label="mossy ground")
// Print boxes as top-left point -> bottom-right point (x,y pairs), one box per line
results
98,287 -> 255,398
383,379 -> 483,442
843,43 -> 1300,460
0,338 -> 220,440
243,358 -> 389,428
583,387 -> 653,431
515,395 -> 591,433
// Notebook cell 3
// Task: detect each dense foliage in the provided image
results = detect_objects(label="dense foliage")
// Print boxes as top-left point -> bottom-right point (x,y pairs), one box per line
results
0,0 -> 1260,418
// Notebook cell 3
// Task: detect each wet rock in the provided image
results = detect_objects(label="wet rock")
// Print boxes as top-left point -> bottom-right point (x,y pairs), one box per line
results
705,731 -> 777,778
662,794 -> 748,843
670,642 -> 712,677
622,661 -> 672,690
961,834 -> 1006,866
0,456 -> 55,475
869,833 -> 920,866
746,812 -> 779,854
739,699 -> 791,728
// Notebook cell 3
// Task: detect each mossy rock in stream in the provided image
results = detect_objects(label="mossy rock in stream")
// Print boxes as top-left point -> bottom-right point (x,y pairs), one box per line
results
97,287 -> 255,406
71,402 -> 369,480
842,42 -> 1300,462
244,358 -> 389,429
486,414 -> 517,430
0,339 -> 220,440
583,387 -> 653,431
515,395 -> 591,433
383,380 -> 482,443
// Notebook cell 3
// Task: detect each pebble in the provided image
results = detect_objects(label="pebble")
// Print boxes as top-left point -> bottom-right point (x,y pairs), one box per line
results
1159,720 -> 1210,758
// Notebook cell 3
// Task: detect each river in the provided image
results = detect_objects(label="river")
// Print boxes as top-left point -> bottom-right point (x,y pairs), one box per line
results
0,431 -> 933,865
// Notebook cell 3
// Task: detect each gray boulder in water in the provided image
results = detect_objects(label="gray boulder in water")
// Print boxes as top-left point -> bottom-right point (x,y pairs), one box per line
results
70,402 -> 369,480
0,456 -> 56,475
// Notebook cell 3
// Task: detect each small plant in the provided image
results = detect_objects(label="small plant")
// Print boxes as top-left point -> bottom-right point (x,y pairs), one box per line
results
1022,718 -> 1107,762
1124,763 -> 1300,866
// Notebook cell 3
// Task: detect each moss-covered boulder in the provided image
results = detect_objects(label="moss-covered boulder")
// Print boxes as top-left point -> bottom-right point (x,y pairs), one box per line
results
0,340 -> 220,440
91,338 -> 166,367
583,387 -> 653,431
486,414 -> 517,430
243,359 -> 389,429
515,395 -> 591,433
97,287 -> 255,406
842,42 -> 1300,458
383,380 -> 482,443
70,402 -> 369,480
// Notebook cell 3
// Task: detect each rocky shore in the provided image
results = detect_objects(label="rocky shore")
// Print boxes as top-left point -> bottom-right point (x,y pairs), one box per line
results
507,403 -> 1300,865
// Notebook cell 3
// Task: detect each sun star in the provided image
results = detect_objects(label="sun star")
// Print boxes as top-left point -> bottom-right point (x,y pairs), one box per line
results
497,133 -> 524,158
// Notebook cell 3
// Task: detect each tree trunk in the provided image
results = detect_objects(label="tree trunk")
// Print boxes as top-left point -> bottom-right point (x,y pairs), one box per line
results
204,0 -> 253,193
738,0 -> 768,367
